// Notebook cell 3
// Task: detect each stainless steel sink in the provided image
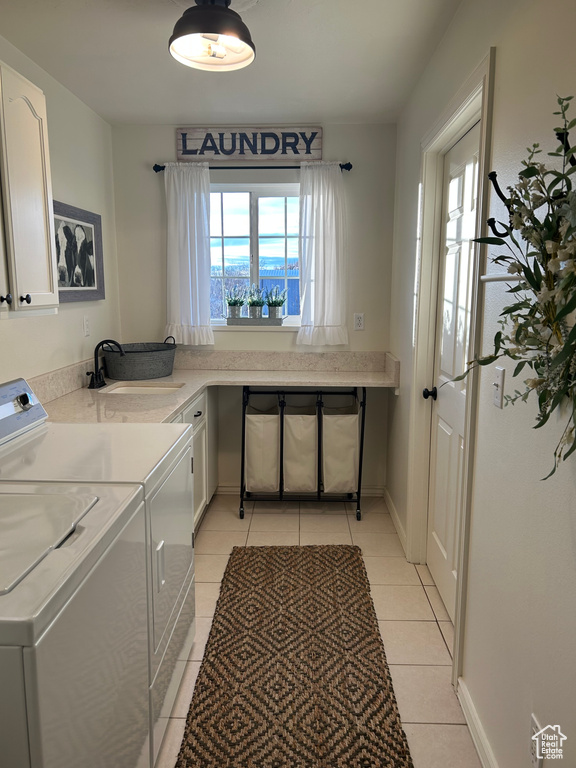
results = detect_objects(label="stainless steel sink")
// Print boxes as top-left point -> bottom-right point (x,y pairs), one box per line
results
102,382 -> 185,394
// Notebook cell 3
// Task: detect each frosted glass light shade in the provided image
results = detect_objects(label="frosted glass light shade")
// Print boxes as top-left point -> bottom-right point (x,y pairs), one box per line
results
169,1 -> 256,72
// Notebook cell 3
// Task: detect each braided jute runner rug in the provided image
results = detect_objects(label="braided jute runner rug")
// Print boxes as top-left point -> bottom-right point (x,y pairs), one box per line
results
176,545 -> 414,768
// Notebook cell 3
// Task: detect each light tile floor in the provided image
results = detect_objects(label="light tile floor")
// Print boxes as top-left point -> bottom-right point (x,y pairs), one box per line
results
157,495 -> 482,768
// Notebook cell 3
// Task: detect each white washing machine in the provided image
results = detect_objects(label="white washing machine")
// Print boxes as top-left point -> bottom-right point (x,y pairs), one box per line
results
0,379 -> 196,768
0,480 -> 148,768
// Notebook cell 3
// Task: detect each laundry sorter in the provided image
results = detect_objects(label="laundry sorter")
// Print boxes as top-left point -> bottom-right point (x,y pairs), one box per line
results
239,386 -> 367,519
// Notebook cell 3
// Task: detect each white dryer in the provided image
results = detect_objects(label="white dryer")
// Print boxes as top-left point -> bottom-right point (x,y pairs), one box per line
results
0,379 -> 196,768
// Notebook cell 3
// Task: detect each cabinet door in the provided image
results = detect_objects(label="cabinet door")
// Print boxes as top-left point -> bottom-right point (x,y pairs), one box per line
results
193,419 -> 207,528
0,65 -> 58,309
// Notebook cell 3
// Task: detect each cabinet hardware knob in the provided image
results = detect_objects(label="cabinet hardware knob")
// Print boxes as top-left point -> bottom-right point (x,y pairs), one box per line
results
422,386 -> 437,401
0,293 -> 12,305
19,294 -> 32,304
194,410 -> 202,418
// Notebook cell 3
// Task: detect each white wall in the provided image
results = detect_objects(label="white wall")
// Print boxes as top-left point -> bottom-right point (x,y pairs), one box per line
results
0,35 -> 121,382
388,0 -> 576,764
111,122 -> 396,351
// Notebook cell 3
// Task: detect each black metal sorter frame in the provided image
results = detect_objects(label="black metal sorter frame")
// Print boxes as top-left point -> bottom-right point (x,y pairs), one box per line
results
239,386 -> 367,520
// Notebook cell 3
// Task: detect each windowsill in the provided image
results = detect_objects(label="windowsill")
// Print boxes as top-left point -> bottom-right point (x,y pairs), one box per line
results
211,317 -> 301,332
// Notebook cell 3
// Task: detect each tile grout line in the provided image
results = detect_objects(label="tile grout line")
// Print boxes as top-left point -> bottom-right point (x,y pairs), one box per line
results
415,566 -> 454,659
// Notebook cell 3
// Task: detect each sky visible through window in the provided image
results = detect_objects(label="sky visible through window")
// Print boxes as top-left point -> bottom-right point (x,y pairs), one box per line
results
210,192 -> 300,319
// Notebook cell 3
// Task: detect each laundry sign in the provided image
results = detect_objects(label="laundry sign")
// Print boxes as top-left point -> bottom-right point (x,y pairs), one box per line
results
176,126 -> 322,162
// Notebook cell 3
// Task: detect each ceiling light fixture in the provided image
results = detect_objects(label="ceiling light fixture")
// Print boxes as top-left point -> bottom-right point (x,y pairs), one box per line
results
169,0 -> 256,72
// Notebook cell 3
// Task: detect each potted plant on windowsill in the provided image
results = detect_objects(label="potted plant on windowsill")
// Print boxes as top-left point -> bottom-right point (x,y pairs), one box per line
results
225,285 -> 246,319
265,286 -> 287,320
247,284 -> 265,319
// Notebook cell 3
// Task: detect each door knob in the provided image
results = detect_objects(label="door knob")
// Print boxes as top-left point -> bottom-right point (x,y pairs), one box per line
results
423,386 -> 437,401
0,293 -> 12,305
19,294 -> 32,304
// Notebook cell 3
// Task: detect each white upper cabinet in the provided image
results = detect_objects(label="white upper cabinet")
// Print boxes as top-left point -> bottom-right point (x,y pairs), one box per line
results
0,64 -> 58,310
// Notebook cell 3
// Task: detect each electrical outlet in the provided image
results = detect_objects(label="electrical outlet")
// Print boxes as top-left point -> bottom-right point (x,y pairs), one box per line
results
530,713 -> 543,768
354,313 -> 364,331
82,315 -> 90,337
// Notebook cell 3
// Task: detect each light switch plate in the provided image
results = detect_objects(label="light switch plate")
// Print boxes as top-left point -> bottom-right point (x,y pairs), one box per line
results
493,366 -> 505,408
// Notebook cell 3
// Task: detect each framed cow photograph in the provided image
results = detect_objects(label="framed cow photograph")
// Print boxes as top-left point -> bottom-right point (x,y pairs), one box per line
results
54,201 -> 105,302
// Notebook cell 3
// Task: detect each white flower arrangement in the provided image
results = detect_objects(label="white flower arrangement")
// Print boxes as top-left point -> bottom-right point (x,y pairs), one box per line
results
461,96 -> 576,477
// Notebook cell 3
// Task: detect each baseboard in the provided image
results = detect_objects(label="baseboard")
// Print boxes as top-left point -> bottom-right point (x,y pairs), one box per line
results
457,678 -> 499,768
383,487 -> 408,555
215,485 -> 386,498
215,485 -> 241,496
360,485 -> 386,497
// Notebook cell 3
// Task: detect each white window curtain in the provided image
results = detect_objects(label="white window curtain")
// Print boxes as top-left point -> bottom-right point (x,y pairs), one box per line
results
297,161 -> 349,346
164,162 -> 214,345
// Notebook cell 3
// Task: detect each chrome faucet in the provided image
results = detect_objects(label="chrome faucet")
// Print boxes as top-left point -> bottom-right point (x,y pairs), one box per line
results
87,339 -> 125,389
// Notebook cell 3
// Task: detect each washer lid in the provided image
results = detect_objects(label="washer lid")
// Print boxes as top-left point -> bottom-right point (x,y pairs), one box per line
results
0,493 -> 98,594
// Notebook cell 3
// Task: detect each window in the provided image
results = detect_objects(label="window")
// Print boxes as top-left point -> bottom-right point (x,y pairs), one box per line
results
209,184 -> 300,320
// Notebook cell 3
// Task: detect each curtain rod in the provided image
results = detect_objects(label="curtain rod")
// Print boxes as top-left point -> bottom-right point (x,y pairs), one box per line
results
153,162 -> 352,173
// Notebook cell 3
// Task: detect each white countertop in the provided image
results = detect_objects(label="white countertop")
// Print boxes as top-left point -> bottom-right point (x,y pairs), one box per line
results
45,368 -> 398,424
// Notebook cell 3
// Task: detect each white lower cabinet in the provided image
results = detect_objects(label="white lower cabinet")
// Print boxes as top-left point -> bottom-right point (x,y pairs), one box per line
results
206,388 -> 218,502
175,388 -> 217,530
192,419 -> 207,528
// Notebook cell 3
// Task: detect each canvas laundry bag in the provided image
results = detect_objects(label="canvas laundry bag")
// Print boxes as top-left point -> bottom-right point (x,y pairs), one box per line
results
322,402 -> 360,493
245,403 -> 280,492
283,404 -> 318,492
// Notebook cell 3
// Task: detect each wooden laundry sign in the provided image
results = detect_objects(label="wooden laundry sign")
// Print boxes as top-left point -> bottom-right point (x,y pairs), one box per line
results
176,126 -> 322,162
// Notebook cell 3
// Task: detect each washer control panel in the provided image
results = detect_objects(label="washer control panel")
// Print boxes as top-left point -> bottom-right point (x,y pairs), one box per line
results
0,378 -> 47,447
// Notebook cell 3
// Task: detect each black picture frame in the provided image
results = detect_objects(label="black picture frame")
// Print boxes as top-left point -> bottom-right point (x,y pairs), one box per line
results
54,201 -> 105,302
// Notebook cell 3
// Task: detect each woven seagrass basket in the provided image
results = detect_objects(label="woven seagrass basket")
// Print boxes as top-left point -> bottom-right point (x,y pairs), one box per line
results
103,337 -> 176,380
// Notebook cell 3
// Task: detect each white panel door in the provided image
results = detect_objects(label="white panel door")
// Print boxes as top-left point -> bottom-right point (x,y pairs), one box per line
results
426,123 -> 480,622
